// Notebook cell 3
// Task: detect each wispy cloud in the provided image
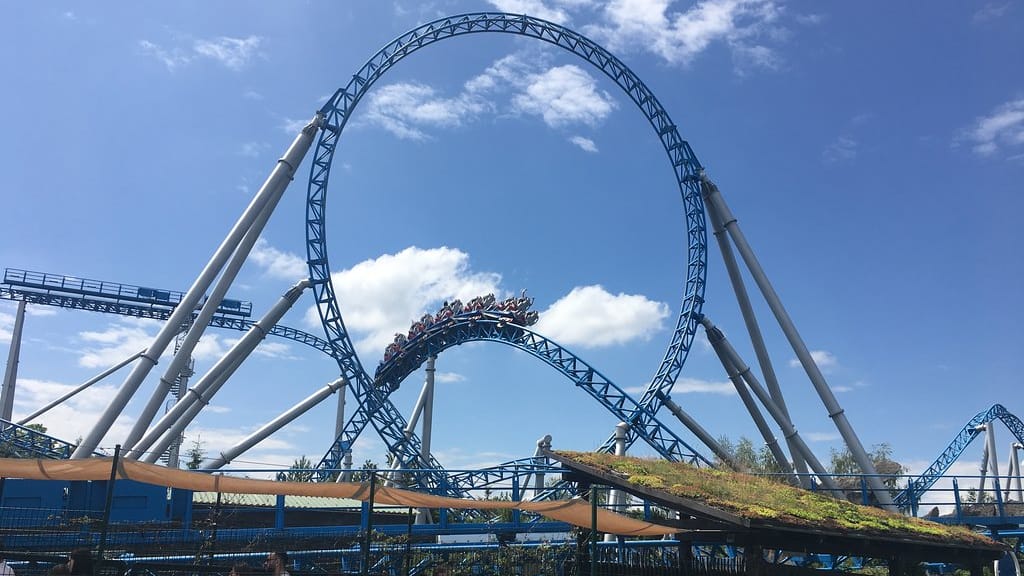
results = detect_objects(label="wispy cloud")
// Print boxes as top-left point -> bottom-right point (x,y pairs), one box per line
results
534,285 -> 668,348
584,0 -> 787,73
247,238 -> 308,280
487,0 -> 578,25
959,98 -> 1024,159
805,431 -> 841,442
822,135 -> 858,164
140,35 -> 263,71
364,82 -> 491,140
973,2 -> 1012,24
436,372 -> 467,384
193,36 -> 263,70
569,135 -> 599,152
788,349 -> 838,371
363,54 -> 615,141
239,141 -> 269,158
672,377 -> 736,395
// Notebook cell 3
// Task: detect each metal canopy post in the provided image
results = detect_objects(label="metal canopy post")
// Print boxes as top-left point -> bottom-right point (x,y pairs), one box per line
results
700,174 -> 892,509
73,113 -> 323,458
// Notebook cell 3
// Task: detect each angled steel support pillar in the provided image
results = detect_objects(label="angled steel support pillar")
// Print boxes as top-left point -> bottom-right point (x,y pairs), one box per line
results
702,178 -> 809,483
1,301 -> 27,421
73,112 -> 323,458
132,279 -> 311,461
201,377 -> 346,470
700,174 -> 892,509
702,316 -> 836,491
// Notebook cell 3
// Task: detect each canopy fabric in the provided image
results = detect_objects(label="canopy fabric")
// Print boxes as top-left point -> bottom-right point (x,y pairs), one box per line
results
0,457 -> 677,536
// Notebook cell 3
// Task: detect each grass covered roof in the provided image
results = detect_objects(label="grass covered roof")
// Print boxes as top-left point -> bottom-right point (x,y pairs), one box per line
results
552,450 -> 997,549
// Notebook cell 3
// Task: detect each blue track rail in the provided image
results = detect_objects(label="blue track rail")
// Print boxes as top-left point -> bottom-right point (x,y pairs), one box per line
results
896,404 -> 1024,510
307,12 -> 708,477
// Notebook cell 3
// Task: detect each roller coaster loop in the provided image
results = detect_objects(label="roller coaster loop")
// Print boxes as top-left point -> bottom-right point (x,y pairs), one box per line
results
306,12 -> 708,476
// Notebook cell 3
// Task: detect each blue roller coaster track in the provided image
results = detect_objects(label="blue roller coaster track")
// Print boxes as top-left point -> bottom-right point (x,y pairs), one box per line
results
306,12 -> 708,478
896,404 -> 1024,511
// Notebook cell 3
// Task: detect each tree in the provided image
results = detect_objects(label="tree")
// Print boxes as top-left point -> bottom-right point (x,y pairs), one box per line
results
716,434 -> 790,475
186,436 -> 206,470
351,458 -> 379,481
829,442 -> 906,502
282,455 -> 315,482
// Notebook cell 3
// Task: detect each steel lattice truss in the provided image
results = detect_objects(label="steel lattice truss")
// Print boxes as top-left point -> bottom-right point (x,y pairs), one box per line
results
895,403 -> 1024,509
307,12 -> 708,481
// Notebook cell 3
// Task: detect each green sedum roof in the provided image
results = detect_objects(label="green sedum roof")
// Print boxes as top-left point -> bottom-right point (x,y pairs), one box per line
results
554,451 -> 995,548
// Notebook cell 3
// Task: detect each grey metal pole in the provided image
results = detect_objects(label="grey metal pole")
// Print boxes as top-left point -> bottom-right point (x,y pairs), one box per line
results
656,391 -> 738,470
201,377 -> 346,469
125,173 -> 294,453
702,322 -> 796,479
604,423 -> 628,542
986,424 -> 1002,497
702,182 -> 809,482
700,174 -> 892,508
335,377 -> 348,441
702,316 -> 838,491
415,356 -> 436,524
977,426 -> 990,501
18,350 -> 145,427
73,113 -> 322,459
1,301 -> 26,421
131,279 -> 310,460
1013,443 -> 1023,502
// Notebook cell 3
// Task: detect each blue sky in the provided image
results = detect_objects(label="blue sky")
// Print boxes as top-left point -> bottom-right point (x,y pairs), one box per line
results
0,1 -> 1022,489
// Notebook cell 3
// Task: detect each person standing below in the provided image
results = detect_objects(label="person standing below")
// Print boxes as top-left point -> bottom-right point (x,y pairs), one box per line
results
263,552 -> 290,576
0,554 -> 16,576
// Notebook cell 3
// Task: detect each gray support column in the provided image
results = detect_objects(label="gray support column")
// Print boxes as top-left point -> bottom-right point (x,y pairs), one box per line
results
703,322 -> 795,479
1013,444 -> 1023,502
700,174 -> 892,509
335,377 -> 348,441
656,391 -> 738,470
73,113 -> 322,459
702,180 -> 809,483
130,279 -> 310,460
1,301 -> 26,421
533,434 -> 552,499
977,426 -> 990,500
702,316 -> 837,491
604,423 -> 629,542
416,356 -> 436,525
201,377 -> 346,469
986,424 -> 1002,496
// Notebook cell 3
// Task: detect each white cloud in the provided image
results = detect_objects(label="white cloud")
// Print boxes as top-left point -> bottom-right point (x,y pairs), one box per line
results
512,65 -> 617,128
140,35 -> 263,71
822,136 -> 858,164
436,371 -> 466,384
280,117 -> 310,134
306,246 -> 503,360
672,376 -> 736,395
251,340 -> 297,360
364,82 -> 491,140
973,3 -> 1011,24
239,141 -> 268,158
788,349 -> 837,371
534,285 -> 668,348
364,55 -> 616,141
242,90 -> 264,100
139,40 -> 191,70
10,378 -> 136,453
960,98 -> 1024,158
193,36 -> 262,70
586,0 -> 785,72
77,318 -> 163,369
487,0 -> 574,24
26,305 -> 58,317
569,135 -> 599,152
805,431 -> 841,442
247,238 -> 308,280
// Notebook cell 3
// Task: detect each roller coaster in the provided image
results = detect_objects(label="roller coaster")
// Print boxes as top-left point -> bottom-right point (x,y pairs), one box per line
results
1,11 -> 1020,544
